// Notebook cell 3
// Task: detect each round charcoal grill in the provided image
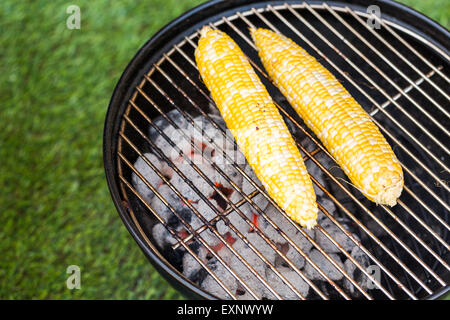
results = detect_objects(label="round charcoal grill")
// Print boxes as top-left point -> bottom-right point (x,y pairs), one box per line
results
104,0 -> 450,299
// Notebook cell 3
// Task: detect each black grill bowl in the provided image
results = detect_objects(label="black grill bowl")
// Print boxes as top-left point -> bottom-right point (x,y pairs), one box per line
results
104,0 -> 449,300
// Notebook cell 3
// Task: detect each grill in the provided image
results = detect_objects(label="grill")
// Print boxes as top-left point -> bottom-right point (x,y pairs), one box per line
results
104,0 -> 450,300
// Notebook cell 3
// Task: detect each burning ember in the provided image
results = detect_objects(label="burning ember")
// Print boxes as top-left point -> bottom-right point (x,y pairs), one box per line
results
132,110 -> 372,299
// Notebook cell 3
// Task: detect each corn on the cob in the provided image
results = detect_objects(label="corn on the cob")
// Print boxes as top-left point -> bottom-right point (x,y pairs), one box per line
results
195,26 -> 318,228
251,28 -> 403,206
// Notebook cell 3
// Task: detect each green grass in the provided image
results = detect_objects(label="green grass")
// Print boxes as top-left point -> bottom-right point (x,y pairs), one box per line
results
0,0 -> 447,300
399,0 -> 449,28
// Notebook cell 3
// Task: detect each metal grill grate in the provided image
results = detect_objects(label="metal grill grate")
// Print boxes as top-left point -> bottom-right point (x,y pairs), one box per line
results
111,1 -> 449,300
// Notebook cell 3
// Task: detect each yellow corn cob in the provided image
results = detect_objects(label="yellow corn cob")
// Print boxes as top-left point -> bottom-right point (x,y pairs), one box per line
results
195,26 -> 318,228
251,28 -> 403,206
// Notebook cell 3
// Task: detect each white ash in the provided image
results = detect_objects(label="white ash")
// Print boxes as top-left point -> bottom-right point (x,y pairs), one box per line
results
226,238 -> 274,299
240,164 -> 269,215
215,210 -> 248,237
200,257 -> 234,300
188,199 -> 220,230
245,231 -> 278,266
343,246 -> 372,296
212,158 -> 244,196
151,113 -> 190,160
131,110 -> 371,299
317,200 -> 340,225
193,224 -> 221,248
152,223 -> 177,248
265,203 -> 315,253
304,249 -> 345,281
132,153 -> 170,203
149,184 -> 184,223
266,266 -> 310,299
315,221 -> 359,253
182,231 -> 220,280
182,245 -> 209,280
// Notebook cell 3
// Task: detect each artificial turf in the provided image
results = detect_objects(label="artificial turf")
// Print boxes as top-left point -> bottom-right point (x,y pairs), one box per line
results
0,0 -> 448,299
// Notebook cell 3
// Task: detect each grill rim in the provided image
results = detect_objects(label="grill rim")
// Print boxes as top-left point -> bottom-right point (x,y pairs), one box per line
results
103,0 -> 450,300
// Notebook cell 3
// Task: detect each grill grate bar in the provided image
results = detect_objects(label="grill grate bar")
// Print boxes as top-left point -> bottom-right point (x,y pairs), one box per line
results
158,38 -> 447,292
322,3 -> 450,125
171,147 -> 321,249
286,111 -> 447,289
215,11 -> 447,283
271,4 -> 450,168
169,26 -> 444,296
264,4 -> 450,197
119,157 -> 252,299
123,106 -> 294,300
159,34 -> 425,298
367,9 -> 450,83
119,177 -> 240,299
169,190 -> 258,247
396,198 -> 449,251
141,73 -> 357,300
115,2 -> 450,300
151,39 -> 421,299
370,66 -> 444,118
117,157 -> 240,299
220,7 -> 450,201
402,185 -> 450,233
215,10 -> 450,228
131,88 -> 337,300
120,120 -> 286,299
132,97 -> 333,300
344,7 -> 450,103
381,205 -> 449,270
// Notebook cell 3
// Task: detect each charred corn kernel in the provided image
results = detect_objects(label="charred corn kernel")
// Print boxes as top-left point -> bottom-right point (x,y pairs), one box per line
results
251,28 -> 403,206
195,26 -> 318,228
